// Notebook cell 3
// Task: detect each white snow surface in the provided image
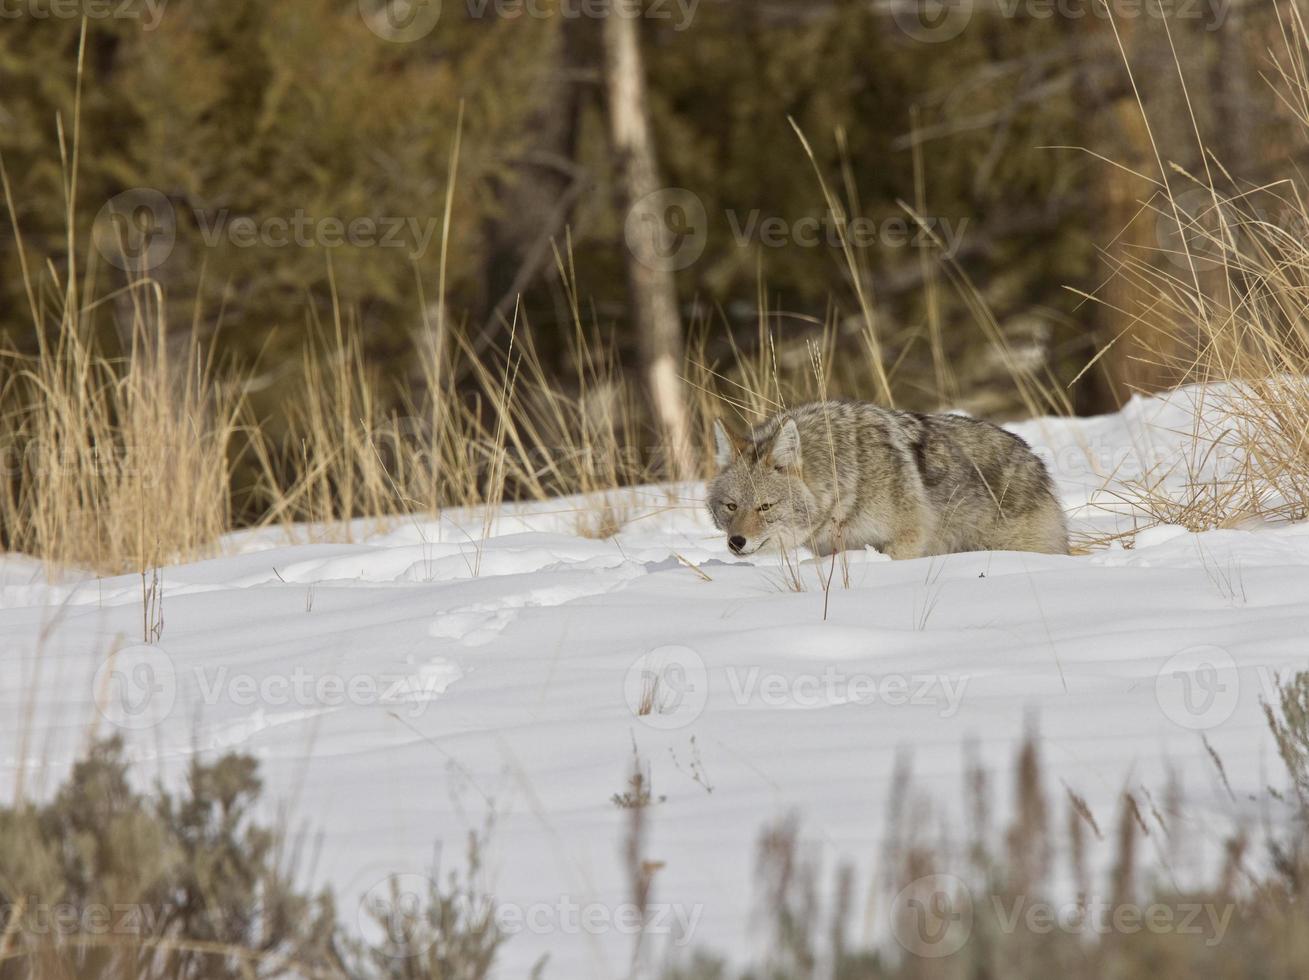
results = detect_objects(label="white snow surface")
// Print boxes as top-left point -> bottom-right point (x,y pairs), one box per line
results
2,384 -> 1308,975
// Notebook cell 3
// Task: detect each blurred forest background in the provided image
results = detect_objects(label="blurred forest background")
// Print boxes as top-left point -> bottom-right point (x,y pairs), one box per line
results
0,0 -> 1302,518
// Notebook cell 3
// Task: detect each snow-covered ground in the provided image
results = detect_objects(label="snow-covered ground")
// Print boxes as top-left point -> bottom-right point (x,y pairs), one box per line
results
2,385 -> 1307,975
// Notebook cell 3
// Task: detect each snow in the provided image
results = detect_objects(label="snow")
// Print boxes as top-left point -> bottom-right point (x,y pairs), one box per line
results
2,384 -> 1308,976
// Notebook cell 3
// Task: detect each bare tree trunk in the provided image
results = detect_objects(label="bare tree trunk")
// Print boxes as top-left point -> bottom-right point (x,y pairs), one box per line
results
601,0 -> 695,481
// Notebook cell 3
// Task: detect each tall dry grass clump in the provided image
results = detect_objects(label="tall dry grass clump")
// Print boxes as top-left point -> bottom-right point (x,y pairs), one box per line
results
246,253 -> 660,543
16,7 -> 1309,573
658,677 -> 1309,979
1091,4 -> 1309,532
0,21 -> 241,575
0,287 -> 241,573
0,22 -> 242,574
0,736 -> 511,980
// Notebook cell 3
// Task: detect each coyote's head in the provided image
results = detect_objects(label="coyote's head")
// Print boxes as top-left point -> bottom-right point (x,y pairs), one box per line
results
706,417 -> 817,556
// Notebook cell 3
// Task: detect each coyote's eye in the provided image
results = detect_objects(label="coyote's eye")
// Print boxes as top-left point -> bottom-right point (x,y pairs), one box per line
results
758,503 -> 773,513
724,502 -> 737,513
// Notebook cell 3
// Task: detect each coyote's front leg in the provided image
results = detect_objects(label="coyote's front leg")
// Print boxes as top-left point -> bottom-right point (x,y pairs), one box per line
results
884,530 -> 931,561
803,518 -> 847,558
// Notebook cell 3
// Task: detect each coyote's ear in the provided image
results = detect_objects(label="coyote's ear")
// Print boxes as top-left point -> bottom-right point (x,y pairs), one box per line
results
769,418 -> 802,470
712,419 -> 740,469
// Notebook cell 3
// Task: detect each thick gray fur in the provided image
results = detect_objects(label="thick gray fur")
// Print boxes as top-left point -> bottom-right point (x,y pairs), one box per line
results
706,400 -> 1069,559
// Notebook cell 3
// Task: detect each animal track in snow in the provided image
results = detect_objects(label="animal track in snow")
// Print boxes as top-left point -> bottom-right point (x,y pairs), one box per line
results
426,563 -> 648,646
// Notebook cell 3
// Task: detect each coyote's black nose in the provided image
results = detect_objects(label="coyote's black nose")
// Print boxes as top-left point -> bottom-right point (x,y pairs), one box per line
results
728,535 -> 746,554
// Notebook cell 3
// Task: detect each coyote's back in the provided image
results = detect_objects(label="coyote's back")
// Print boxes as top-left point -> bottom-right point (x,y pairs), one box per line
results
706,400 -> 1068,559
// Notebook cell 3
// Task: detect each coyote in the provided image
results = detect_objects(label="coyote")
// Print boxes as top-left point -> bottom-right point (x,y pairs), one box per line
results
707,400 -> 1068,559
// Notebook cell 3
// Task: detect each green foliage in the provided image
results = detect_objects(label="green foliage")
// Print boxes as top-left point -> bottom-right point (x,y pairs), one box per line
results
0,737 -> 337,979
0,0 -> 1120,424
0,738 -> 508,980
348,829 -> 513,980
0,0 -> 540,367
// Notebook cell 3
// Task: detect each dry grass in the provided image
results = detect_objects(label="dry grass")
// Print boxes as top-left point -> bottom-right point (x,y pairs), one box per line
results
659,675 -> 1309,979
0,20 -> 1078,575
0,735 -> 511,980
1069,4 -> 1309,543
1,194 -> 1066,574
0,278 -> 242,574
11,9 -> 1309,574
0,25 -> 239,574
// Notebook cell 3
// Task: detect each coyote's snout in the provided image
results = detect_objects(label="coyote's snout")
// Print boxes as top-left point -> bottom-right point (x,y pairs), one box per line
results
706,400 -> 1068,560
